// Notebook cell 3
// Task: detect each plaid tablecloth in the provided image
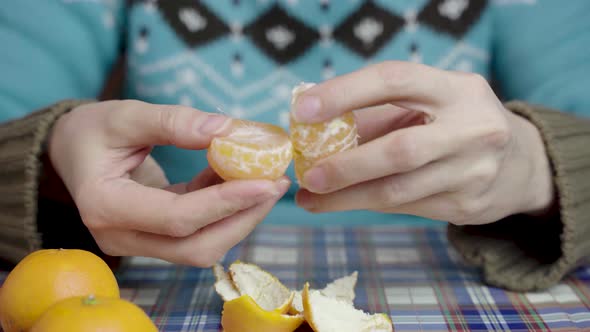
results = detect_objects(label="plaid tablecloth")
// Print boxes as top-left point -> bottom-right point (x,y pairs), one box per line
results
3,224 -> 590,331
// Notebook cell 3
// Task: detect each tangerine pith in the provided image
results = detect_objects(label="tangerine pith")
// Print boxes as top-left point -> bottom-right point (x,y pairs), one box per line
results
207,120 -> 293,181
289,83 -> 358,186
206,83 -> 358,185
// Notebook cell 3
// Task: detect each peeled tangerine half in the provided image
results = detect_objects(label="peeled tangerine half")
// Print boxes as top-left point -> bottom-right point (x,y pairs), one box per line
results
289,83 -> 358,186
303,283 -> 393,332
207,120 -> 293,181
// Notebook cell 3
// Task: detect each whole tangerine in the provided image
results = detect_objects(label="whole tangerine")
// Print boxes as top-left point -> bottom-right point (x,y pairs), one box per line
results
0,249 -> 120,332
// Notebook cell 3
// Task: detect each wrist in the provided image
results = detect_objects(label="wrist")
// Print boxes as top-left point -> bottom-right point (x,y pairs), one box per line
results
515,113 -> 556,216
39,114 -> 75,204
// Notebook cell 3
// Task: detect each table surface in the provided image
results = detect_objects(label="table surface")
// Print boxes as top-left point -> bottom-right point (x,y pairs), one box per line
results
3,224 -> 590,332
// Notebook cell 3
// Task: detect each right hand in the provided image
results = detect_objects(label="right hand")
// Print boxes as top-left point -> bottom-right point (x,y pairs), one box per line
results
48,100 -> 290,266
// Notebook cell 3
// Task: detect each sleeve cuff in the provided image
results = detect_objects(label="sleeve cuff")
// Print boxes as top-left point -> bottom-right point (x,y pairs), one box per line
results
448,101 -> 590,291
0,100 -> 93,263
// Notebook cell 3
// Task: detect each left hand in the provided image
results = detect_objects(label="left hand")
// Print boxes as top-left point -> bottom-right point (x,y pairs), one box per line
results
293,61 -> 555,225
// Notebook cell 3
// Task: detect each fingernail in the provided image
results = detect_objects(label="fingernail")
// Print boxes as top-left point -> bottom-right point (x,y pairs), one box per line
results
303,167 -> 327,192
277,178 -> 291,195
199,115 -> 231,135
251,182 -> 281,201
294,96 -> 321,122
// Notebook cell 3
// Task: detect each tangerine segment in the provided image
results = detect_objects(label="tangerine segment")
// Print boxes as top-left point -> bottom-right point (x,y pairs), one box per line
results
207,120 -> 293,181
289,83 -> 358,185
293,153 -> 314,188
290,112 -> 358,161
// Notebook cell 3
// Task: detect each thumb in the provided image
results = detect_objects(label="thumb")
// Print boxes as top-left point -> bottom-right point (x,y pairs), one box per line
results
105,100 -> 232,149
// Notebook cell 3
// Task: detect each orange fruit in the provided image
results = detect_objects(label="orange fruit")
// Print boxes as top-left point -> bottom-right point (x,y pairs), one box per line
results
289,83 -> 358,186
0,249 -> 120,332
30,295 -> 158,332
207,119 -> 293,181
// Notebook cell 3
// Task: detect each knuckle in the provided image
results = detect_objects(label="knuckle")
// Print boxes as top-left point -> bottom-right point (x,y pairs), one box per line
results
379,177 -> 405,206
188,246 -> 225,267
214,203 -> 239,221
470,160 -> 499,184
454,197 -> 486,220
80,214 -> 106,232
376,61 -> 410,91
96,242 -> 119,257
323,80 -> 348,105
315,160 -> 347,192
464,73 -> 491,95
164,216 -> 196,238
481,119 -> 511,149
213,182 -> 267,216
94,235 -> 122,256
104,100 -> 139,134
386,134 -> 420,171
157,109 -> 179,145
212,187 -> 244,219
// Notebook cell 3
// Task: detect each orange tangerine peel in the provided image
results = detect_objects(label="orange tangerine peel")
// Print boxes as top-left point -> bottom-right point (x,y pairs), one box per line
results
213,262 -> 393,332
221,295 -> 304,332
290,271 -> 358,315
302,283 -> 393,332
214,263 -> 303,332
228,261 -> 293,314
213,264 -> 240,302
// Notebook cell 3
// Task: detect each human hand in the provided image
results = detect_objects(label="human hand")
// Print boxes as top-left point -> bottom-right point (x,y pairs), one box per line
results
293,62 -> 554,225
49,100 -> 289,266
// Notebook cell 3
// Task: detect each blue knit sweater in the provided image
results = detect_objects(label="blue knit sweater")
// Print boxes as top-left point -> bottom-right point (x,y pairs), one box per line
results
2,0 -> 589,225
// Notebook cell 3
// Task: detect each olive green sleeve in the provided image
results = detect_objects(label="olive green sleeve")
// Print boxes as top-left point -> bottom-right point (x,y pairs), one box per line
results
0,100 -> 91,264
448,101 -> 590,291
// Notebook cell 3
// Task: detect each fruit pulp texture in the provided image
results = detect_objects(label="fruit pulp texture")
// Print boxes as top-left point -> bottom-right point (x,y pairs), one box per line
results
290,112 -> 358,184
207,120 -> 293,181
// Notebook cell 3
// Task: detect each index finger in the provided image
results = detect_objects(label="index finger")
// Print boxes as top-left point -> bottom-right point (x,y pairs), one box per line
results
292,61 -> 453,123
88,177 -> 287,238
104,100 -> 232,149
354,104 -> 428,144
